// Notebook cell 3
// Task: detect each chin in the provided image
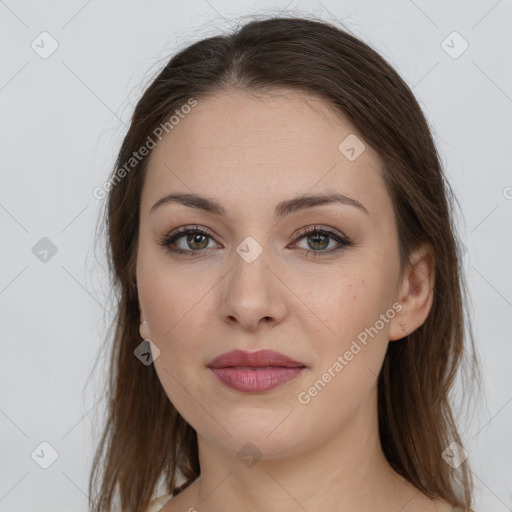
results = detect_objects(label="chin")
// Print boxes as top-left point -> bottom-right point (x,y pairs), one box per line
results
198,415 -> 309,461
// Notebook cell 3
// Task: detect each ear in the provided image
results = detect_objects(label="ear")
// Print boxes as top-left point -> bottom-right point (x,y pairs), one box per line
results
389,242 -> 436,341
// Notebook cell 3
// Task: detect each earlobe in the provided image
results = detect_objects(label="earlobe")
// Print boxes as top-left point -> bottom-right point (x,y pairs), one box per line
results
139,305 -> 150,340
389,314 -> 409,342
139,318 -> 150,340
389,243 -> 436,342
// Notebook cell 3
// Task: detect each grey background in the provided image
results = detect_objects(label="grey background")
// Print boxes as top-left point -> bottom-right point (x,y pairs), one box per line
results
1,1 -> 511,510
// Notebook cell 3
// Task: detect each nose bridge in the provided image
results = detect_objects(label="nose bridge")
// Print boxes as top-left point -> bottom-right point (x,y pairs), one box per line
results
222,236 -> 284,327
229,238 -> 272,302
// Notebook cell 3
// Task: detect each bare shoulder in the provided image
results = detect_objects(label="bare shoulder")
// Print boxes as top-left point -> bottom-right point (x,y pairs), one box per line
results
432,499 -> 456,512
398,490 -> 455,512
422,497 -> 455,512
161,480 -> 200,512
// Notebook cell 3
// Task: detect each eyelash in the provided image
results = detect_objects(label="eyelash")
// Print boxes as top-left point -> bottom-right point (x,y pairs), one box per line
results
158,224 -> 353,259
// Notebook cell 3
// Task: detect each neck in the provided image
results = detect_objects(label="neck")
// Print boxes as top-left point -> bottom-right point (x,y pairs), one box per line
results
189,387 -> 417,512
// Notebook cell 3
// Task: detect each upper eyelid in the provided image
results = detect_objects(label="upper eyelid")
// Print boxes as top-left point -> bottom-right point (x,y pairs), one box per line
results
166,224 -> 343,238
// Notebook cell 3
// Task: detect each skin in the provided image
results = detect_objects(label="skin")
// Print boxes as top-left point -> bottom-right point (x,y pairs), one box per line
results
136,89 -> 448,512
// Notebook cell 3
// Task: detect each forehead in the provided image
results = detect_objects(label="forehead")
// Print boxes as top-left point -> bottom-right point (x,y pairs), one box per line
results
141,89 -> 389,222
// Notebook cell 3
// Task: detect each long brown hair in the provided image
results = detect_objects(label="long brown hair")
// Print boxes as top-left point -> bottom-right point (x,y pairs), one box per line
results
89,14 -> 481,512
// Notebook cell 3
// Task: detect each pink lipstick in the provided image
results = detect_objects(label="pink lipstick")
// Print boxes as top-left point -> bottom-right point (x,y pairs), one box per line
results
207,349 -> 306,393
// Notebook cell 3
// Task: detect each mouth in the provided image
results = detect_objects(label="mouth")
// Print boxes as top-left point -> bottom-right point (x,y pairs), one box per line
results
207,349 -> 307,393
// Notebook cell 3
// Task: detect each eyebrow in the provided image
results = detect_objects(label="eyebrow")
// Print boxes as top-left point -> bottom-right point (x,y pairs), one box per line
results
150,191 -> 369,219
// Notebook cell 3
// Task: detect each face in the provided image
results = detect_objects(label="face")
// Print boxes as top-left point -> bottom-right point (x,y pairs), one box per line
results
136,89 -> 403,459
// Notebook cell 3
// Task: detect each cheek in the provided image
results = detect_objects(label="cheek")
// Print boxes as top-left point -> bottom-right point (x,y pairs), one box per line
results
304,268 -> 394,379
138,265 -> 209,420
137,258 -> 224,383
294,275 -> 391,425
137,250 -> 210,338
306,271 -> 387,340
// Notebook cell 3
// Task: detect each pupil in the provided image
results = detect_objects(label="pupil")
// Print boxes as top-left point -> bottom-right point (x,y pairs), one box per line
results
188,233 -> 208,250
309,233 -> 328,250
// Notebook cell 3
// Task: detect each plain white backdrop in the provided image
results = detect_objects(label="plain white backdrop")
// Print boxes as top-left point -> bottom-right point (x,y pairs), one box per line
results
1,1 -> 511,511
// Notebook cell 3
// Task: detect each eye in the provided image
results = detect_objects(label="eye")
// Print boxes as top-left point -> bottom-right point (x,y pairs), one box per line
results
159,224 -> 353,259
159,225 -> 219,257
290,225 -> 353,258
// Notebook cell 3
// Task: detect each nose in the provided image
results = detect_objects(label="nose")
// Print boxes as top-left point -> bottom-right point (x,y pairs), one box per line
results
221,246 -> 287,332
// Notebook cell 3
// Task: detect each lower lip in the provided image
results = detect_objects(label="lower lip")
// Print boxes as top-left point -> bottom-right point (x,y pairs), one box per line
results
210,366 -> 305,393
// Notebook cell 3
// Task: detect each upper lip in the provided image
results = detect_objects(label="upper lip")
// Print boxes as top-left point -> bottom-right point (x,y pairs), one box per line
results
208,349 -> 306,369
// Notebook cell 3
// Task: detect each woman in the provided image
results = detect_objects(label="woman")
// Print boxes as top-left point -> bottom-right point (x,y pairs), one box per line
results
89,15 -> 480,512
